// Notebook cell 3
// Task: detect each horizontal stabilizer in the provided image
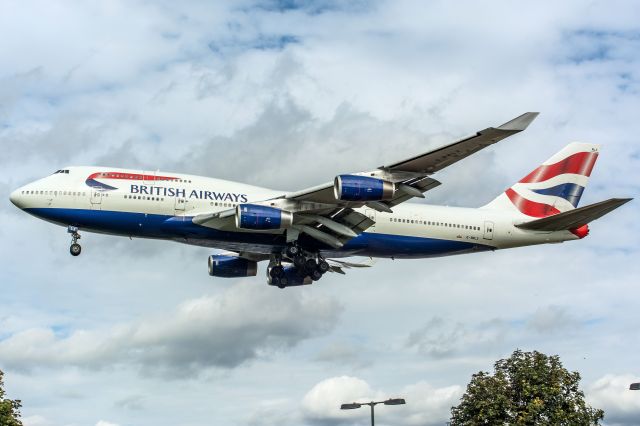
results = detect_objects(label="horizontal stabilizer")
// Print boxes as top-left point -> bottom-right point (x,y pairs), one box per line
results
515,198 -> 632,231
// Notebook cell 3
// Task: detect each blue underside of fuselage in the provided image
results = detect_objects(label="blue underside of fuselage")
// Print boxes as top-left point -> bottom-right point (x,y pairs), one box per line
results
25,208 -> 495,258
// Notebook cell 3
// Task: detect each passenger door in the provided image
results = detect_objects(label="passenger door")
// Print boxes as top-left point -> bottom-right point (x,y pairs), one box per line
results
483,220 -> 494,240
174,196 -> 189,216
90,190 -> 102,210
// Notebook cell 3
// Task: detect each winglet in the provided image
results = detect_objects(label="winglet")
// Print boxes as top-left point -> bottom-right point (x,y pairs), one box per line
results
497,112 -> 539,132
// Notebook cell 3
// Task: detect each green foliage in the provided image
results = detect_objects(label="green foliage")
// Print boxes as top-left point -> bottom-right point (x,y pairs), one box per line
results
450,350 -> 604,426
0,370 -> 23,426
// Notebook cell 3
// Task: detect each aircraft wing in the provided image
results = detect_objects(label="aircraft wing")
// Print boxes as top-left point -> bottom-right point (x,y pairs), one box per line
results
383,112 -> 539,173
283,112 -> 537,207
194,113 -> 538,249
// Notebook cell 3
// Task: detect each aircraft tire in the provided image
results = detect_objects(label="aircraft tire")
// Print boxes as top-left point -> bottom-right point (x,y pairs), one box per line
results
279,277 -> 288,288
270,265 -> 284,278
293,255 -> 306,269
304,258 -> 317,273
70,243 -> 81,256
318,260 -> 330,274
286,245 -> 299,258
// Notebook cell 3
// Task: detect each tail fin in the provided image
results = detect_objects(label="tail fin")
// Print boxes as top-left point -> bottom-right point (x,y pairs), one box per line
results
483,142 -> 600,217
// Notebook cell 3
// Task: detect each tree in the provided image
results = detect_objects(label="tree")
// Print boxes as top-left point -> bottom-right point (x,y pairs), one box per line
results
0,370 -> 22,426
450,349 -> 604,425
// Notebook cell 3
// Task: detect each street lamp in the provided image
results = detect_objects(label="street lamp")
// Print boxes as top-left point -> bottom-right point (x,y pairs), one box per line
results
340,398 -> 406,425
630,383 -> 640,390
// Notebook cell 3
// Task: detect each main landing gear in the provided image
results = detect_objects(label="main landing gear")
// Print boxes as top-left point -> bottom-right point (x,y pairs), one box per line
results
268,244 -> 331,289
68,225 -> 82,256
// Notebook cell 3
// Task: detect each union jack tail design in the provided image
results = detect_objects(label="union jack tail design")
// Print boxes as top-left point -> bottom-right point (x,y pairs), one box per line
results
483,142 -> 600,217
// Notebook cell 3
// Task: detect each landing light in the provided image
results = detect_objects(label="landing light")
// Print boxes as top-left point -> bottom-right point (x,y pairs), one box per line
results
383,398 -> 406,405
340,403 -> 362,410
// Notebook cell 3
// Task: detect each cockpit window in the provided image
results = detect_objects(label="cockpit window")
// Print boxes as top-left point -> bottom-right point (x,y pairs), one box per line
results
52,169 -> 70,174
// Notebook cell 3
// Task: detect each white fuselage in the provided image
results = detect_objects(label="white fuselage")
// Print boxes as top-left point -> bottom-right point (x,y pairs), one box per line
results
9,166 -> 579,259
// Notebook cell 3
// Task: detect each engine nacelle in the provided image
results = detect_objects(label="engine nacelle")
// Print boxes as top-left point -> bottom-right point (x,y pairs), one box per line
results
208,255 -> 258,278
267,265 -> 312,288
235,204 -> 293,230
334,175 -> 395,202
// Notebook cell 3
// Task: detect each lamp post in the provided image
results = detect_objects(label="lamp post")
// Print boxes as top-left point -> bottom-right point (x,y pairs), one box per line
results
340,398 -> 406,426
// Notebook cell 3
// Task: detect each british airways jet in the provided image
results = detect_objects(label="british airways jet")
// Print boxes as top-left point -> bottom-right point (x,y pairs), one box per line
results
9,113 -> 631,288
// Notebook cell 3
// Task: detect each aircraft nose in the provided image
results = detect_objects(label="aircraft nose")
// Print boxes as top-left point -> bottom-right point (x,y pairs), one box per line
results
9,188 -> 23,208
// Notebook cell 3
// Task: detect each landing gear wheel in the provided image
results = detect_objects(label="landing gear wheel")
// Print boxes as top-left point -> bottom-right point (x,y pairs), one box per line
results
310,269 -> 322,281
318,260 -> 330,274
304,258 -> 318,273
293,254 -> 306,269
279,276 -> 289,288
270,265 -> 285,278
70,243 -> 82,256
286,245 -> 300,258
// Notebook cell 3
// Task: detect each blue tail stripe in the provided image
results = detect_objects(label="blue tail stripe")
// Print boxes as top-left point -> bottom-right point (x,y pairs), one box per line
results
85,179 -> 118,191
532,183 -> 585,207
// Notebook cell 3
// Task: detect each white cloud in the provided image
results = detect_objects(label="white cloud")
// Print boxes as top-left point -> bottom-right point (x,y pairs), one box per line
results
1,1 -> 639,425
300,376 -> 463,426
587,374 -> 640,426
399,381 -> 463,426
0,283 -> 341,377
22,416 -> 53,426
302,376 -> 376,422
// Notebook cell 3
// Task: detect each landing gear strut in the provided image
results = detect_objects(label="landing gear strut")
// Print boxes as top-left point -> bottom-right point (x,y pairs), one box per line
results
68,225 -> 81,256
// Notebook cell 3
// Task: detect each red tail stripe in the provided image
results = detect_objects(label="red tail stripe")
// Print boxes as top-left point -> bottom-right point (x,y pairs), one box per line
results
505,188 -> 561,217
519,151 -> 598,183
87,172 -> 179,181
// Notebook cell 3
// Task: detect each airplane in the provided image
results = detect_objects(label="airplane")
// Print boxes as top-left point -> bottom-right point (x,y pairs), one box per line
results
9,112 -> 632,288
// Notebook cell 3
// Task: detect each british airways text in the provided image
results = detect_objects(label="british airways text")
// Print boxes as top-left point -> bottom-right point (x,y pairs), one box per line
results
130,184 -> 248,202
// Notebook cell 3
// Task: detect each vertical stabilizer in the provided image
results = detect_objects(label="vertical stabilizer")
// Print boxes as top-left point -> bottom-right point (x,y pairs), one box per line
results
482,142 -> 600,217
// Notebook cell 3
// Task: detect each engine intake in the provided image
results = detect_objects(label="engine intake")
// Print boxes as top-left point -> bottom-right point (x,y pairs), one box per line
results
334,175 -> 394,202
236,204 -> 293,230
208,255 -> 258,278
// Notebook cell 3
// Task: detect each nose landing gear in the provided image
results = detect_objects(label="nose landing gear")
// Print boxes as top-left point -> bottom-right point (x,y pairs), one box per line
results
68,226 -> 82,256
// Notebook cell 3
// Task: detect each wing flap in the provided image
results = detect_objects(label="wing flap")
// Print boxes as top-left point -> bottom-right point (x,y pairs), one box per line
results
294,208 -> 374,247
515,198 -> 632,231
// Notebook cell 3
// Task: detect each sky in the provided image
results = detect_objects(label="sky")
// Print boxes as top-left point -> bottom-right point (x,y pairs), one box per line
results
0,0 -> 639,425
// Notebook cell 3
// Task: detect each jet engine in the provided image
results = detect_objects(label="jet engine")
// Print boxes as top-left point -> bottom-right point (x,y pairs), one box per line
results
235,204 -> 293,230
208,255 -> 258,278
334,175 -> 394,202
